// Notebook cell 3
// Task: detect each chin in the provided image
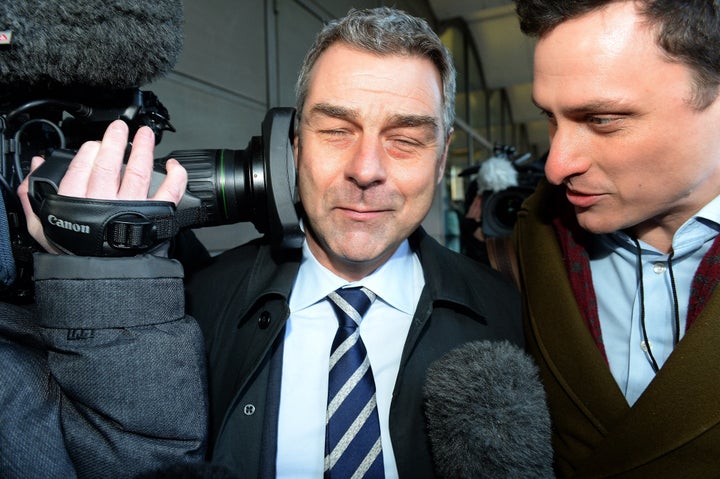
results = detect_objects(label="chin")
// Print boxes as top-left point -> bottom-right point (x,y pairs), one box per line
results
575,212 -> 625,235
336,245 -> 386,264
332,237 -> 395,264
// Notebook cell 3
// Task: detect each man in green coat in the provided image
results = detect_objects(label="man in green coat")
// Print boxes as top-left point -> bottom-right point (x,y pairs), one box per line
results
513,0 -> 720,477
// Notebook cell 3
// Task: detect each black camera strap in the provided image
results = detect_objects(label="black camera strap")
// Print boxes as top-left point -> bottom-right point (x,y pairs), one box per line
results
37,193 -> 206,256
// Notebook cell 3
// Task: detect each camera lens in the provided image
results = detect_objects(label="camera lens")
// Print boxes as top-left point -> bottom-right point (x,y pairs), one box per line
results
495,195 -> 524,229
161,143 -> 266,228
482,186 -> 534,238
155,107 -> 303,249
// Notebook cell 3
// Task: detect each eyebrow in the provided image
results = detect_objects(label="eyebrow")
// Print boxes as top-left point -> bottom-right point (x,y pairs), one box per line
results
388,113 -> 439,134
309,103 -> 359,121
308,102 -> 440,135
532,97 -> 631,115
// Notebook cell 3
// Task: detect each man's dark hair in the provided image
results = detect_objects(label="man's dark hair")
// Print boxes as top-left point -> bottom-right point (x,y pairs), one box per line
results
514,0 -> 720,110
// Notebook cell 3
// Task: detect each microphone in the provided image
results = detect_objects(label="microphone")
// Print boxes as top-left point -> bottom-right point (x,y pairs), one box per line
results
0,0 -> 183,93
476,155 -> 519,194
423,340 -> 555,478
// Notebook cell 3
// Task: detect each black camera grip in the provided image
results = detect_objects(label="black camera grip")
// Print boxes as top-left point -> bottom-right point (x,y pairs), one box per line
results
37,194 -> 179,256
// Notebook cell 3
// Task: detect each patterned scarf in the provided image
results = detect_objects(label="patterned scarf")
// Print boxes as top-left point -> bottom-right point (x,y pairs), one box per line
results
552,201 -> 720,364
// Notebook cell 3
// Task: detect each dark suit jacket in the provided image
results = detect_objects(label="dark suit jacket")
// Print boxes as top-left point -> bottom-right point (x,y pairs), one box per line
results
187,227 -> 523,477
515,181 -> 720,478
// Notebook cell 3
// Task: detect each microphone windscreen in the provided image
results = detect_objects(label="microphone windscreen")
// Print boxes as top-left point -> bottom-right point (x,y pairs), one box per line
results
0,0 -> 183,91
476,156 -> 519,193
423,340 -> 554,478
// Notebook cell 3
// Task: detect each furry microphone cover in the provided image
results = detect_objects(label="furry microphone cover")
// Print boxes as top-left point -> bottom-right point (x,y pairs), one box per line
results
0,0 -> 183,91
423,340 -> 555,478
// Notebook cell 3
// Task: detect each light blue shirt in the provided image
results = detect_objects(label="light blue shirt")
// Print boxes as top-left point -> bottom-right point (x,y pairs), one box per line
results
590,195 -> 720,405
276,239 -> 424,478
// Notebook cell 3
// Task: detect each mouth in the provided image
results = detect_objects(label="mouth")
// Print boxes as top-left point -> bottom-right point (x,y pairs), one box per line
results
565,187 -> 604,209
335,206 -> 391,221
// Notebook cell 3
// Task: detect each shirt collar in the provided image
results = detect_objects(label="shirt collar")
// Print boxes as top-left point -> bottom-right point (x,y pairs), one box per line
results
601,194 -> 720,255
289,239 -> 418,315
682,193 -> 720,233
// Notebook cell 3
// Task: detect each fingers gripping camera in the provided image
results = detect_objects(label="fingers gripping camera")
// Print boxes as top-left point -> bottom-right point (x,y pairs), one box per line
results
27,149 -> 206,255
26,108 -> 303,256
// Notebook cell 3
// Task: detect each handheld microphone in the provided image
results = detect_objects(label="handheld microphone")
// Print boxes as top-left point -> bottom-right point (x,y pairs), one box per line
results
423,340 -> 555,478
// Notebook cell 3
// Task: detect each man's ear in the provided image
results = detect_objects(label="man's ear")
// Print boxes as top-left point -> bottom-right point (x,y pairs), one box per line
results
293,131 -> 300,167
436,131 -> 452,184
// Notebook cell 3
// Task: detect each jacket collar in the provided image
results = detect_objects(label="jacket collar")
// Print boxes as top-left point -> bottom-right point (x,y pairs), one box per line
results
240,227 -> 494,323
410,227 -> 500,316
234,244 -> 301,325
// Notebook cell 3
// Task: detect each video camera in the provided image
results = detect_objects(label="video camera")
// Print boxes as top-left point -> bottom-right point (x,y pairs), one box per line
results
460,144 -> 544,239
480,145 -> 545,238
0,88 -> 302,302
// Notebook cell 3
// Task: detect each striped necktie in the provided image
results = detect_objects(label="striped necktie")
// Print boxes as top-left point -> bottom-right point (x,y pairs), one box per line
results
324,286 -> 385,478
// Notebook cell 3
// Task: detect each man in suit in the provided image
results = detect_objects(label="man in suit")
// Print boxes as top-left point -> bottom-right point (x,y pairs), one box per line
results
512,0 -> 720,476
186,7 -> 522,477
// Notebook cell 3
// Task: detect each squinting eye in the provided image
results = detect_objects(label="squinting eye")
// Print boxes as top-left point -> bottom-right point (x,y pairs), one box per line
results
384,138 -> 424,158
322,129 -> 348,136
588,117 -> 615,125
393,138 -> 420,146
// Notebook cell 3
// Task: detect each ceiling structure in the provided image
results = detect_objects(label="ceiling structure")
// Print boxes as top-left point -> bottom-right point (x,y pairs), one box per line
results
427,0 -> 549,157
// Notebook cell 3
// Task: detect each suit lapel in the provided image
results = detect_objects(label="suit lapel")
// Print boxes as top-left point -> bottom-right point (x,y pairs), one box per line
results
519,204 -> 630,432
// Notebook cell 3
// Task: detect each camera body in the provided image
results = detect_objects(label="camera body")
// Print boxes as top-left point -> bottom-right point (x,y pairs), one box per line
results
481,169 -> 544,238
0,88 -> 177,301
1,89 -> 302,302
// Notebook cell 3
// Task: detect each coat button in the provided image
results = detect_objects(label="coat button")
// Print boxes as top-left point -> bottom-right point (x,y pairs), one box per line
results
258,311 -> 271,329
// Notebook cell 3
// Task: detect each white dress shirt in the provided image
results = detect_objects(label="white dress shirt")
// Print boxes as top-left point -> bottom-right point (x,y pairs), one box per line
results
276,239 -> 424,478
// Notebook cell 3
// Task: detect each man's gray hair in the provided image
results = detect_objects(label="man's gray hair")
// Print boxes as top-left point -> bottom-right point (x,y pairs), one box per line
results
295,7 -> 456,137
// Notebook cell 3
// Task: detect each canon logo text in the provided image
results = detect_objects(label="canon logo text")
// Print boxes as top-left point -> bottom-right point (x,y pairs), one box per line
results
48,215 -> 91,234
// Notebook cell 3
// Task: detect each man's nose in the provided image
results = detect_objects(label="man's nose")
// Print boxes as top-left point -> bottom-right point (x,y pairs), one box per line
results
543,126 -> 591,185
346,135 -> 387,188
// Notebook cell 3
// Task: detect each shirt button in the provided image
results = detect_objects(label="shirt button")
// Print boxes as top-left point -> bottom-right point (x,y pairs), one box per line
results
243,404 -> 256,415
653,262 -> 667,274
640,340 -> 652,352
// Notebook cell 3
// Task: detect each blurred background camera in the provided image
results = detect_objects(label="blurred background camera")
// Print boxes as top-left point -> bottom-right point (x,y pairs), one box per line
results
479,145 -> 546,238
459,144 -> 545,245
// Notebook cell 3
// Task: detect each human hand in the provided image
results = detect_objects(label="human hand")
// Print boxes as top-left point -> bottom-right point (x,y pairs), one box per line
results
465,194 -> 483,222
17,119 -> 188,253
464,195 -> 486,241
